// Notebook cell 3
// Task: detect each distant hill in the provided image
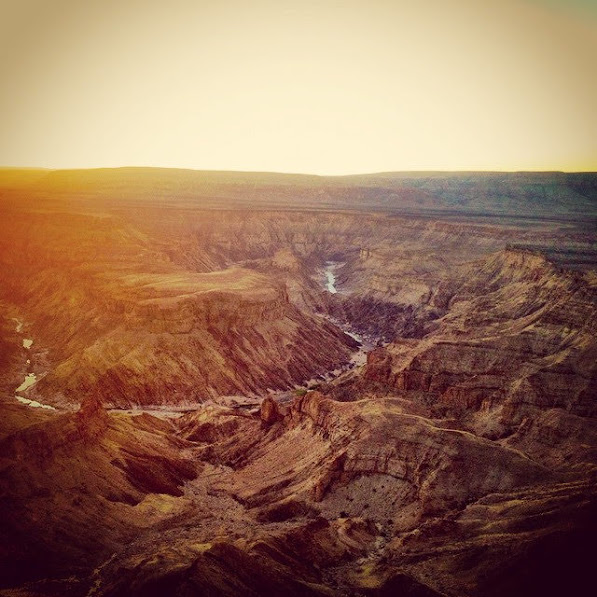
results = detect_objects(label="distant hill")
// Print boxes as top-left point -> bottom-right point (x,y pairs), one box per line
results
1,167 -> 596,219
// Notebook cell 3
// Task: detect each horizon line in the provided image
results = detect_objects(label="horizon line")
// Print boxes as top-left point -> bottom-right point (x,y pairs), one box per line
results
1,165 -> 597,177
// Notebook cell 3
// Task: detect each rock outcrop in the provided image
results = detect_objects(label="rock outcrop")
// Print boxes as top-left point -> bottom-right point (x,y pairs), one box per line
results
260,395 -> 282,425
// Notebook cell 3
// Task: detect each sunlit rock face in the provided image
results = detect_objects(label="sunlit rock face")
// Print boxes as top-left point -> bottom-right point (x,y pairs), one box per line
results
0,168 -> 596,597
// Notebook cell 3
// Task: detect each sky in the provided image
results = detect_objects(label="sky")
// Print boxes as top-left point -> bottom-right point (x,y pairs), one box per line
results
0,0 -> 596,174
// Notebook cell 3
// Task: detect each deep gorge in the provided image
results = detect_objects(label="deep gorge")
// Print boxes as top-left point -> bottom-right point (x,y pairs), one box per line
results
0,168 -> 596,597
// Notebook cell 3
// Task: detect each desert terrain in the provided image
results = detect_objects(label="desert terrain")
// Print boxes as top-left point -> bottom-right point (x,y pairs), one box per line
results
0,168 -> 596,596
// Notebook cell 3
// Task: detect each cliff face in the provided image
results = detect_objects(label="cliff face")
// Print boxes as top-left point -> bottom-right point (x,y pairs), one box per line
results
362,249 -> 597,453
214,390 -> 548,517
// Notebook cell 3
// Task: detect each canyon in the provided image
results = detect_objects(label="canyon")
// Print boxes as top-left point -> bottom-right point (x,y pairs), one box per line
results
0,167 -> 596,596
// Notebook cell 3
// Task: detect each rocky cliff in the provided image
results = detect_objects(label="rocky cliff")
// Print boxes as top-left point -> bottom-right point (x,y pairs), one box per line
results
360,249 -> 597,459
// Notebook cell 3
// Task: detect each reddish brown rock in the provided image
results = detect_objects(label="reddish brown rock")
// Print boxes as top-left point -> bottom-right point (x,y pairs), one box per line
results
260,396 -> 282,425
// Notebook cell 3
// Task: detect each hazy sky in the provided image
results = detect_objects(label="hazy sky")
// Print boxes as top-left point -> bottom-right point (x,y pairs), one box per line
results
1,0 -> 596,174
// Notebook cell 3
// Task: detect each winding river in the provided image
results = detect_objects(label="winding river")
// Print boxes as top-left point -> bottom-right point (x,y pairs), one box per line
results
12,319 -> 55,410
319,262 -> 378,368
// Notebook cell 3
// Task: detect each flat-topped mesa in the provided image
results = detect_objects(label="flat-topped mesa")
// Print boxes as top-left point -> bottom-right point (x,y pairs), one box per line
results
120,269 -> 288,334
37,267 -> 356,408
481,245 -> 567,279
6,167 -> 596,219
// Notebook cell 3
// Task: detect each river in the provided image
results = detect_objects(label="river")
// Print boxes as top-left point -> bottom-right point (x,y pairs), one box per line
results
310,262 -> 380,377
12,318 -> 55,410
323,261 -> 340,294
